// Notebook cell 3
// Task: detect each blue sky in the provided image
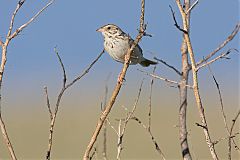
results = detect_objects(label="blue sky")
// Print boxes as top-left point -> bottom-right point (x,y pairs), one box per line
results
0,0 -> 238,109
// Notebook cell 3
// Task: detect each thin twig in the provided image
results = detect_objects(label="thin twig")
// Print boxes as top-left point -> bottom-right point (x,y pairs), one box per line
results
138,69 -> 193,89
54,47 -> 67,88
0,116 -> 17,160
228,109 -> 240,159
102,75 -> 111,160
186,0 -> 199,14
206,63 -> 229,132
89,147 -> 97,160
169,5 -> 188,34
9,0 -> 55,40
7,0 -> 26,39
44,87 -> 52,120
105,118 -> 119,135
116,119 -> 123,160
83,0 -> 147,159
154,57 -> 182,75
45,49 -> 104,160
65,50 -> 104,90
196,49 -> 238,71
148,67 -> 156,130
213,133 -> 239,145
131,116 -> 166,160
196,23 -> 240,66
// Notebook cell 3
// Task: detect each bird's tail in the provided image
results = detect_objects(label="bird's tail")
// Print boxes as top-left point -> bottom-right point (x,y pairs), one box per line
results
140,58 -> 157,67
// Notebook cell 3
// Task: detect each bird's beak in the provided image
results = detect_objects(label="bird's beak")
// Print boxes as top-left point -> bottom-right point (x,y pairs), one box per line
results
96,27 -> 104,32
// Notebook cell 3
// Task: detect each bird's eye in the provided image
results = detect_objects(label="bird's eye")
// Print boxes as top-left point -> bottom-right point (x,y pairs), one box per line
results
107,27 -> 111,30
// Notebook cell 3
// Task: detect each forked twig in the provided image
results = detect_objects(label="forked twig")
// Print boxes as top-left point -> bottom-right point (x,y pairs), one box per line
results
169,5 -> 188,34
45,49 -> 104,160
0,1 -> 54,159
196,49 -> 238,71
196,23 -> 240,66
9,0 -> 55,40
7,0 -> 25,39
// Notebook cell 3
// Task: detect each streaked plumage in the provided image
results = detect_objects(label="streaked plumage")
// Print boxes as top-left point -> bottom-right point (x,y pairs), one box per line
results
96,24 -> 157,67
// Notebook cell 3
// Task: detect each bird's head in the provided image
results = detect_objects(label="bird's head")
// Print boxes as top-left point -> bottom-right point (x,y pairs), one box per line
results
96,24 -> 124,38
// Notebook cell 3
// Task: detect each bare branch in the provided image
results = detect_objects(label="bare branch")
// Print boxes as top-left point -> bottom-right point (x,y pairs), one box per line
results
131,116 -> 166,160
228,109 -> 240,159
169,5 -> 188,34
178,1 -> 192,159
9,0 -> 55,40
89,147 -> 97,160
54,48 -> 67,88
7,0 -> 26,39
83,1 -> 147,159
148,67 -> 156,130
214,133 -> 239,146
0,117 -> 17,160
46,49 -> 104,160
138,69 -> 193,89
139,0 -> 145,32
116,119 -> 123,160
196,23 -> 240,66
105,118 -> 119,135
101,75 -> 111,160
65,49 -> 104,90
186,0 -> 199,14
206,64 -> 229,133
196,49 -> 238,71
154,57 -> 182,75
44,86 -> 52,120
195,122 -> 207,130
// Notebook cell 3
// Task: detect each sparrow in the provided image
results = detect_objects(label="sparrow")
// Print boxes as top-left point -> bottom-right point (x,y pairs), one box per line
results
96,24 -> 157,67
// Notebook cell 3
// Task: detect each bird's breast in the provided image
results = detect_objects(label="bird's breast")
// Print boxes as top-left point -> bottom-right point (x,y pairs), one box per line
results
104,37 -> 129,62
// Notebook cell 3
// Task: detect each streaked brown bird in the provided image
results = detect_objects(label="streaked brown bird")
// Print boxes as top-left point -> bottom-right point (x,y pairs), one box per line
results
96,24 -> 157,67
